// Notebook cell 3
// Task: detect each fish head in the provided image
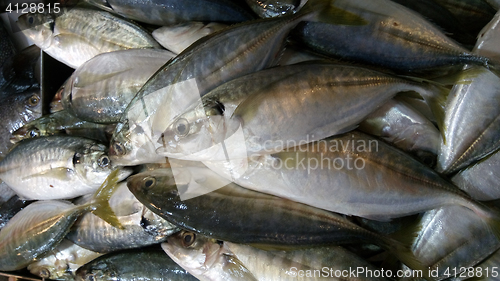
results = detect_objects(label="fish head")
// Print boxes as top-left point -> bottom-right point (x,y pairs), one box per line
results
17,12 -> 55,49
28,264 -> 60,280
74,143 -> 127,187
126,168 -> 181,208
51,78 -> 71,113
157,100 -> 232,160
75,261 -> 110,281
161,231 -> 224,277
109,121 -> 167,165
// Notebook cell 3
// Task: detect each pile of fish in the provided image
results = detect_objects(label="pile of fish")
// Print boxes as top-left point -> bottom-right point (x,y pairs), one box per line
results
3,0 -> 500,280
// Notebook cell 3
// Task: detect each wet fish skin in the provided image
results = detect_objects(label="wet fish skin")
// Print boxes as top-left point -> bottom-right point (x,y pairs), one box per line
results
292,0 -> 488,71
358,98 -> 441,167
437,66 -> 500,174
91,0 -> 255,26
225,242 -> 391,281
17,7 -> 161,69
60,49 -> 175,124
75,247 -> 198,281
67,182 -> 178,252
452,150 -> 500,201
245,0 -> 303,18
203,131 -> 493,221
127,167 -> 399,247
0,23 -> 16,69
157,62 -> 445,159
0,88 -> 42,160
0,201 -> 88,271
10,110 -> 113,144
412,206 -> 500,280
110,7 -> 323,166
27,239 -> 103,280
161,231 -> 259,281
152,22 -> 227,54
0,135 -> 129,200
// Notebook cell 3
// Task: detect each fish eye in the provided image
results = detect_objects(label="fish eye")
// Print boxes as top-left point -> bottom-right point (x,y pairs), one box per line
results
39,267 -> 51,278
73,153 -> 82,165
143,176 -> 156,189
112,142 -> 125,156
29,128 -> 40,138
181,231 -> 196,247
85,273 -> 95,281
28,16 -> 34,25
28,95 -> 40,106
174,118 -> 190,137
98,155 -> 110,167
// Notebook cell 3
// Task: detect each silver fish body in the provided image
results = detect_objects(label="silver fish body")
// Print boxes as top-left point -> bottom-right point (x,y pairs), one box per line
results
412,206 -> 500,280
292,0 -> 487,71
0,135 -> 129,200
27,239 -> 103,280
61,49 -> 175,123
17,7 -> 160,68
438,66 -> 500,174
110,8 -> 321,165
152,22 -> 227,54
157,62 -> 445,160
358,98 -> 441,166
67,182 -> 178,252
0,89 -> 42,160
0,201 -> 88,271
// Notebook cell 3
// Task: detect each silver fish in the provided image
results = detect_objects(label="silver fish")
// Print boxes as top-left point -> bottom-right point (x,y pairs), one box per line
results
152,22 -> 227,54
358,98 -> 441,166
157,62 -> 446,161
27,239 -> 103,280
60,49 -> 175,123
109,2 -> 346,165
437,66 -> 500,174
67,181 -> 178,252
17,7 -> 161,68
0,135 -> 130,200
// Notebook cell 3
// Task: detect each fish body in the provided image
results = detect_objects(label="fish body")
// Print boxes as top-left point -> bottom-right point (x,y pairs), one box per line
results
127,167 -> 399,247
157,62 -> 445,160
452,150 -> 500,201
75,247 -> 198,281
88,0 -> 255,26
292,0 -> 487,71
27,239 -> 103,280
0,45 -> 40,94
432,0 -> 496,35
0,89 -> 42,160
110,8 -> 323,165
245,0 -> 303,18
412,206 -> 500,280
67,182 -> 177,252
10,110 -> 113,144
0,201 -> 88,271
0,135 -> 129,200
358,98 -> 441,166
0,195 -> 31,230
60,49 -> 175,123
204,131 -> 492,221
17,7 -> 160,68
152,22 -> 227,54
438,66 -> 500,174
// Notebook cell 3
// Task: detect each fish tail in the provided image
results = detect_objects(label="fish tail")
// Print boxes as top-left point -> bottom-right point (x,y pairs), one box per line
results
470,201 -> 500,243
298,0 -> 368,26
380,218 -> 436,281
83,169 -> 124,229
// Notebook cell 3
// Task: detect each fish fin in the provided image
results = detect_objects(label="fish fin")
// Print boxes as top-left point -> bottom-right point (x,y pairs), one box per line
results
301,0 -> 368,26
87,169 -> 124,229
22,167 -> 73,181
431,66 -> 484,86
400,76 -> 449,144
382,217 -> 434,280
